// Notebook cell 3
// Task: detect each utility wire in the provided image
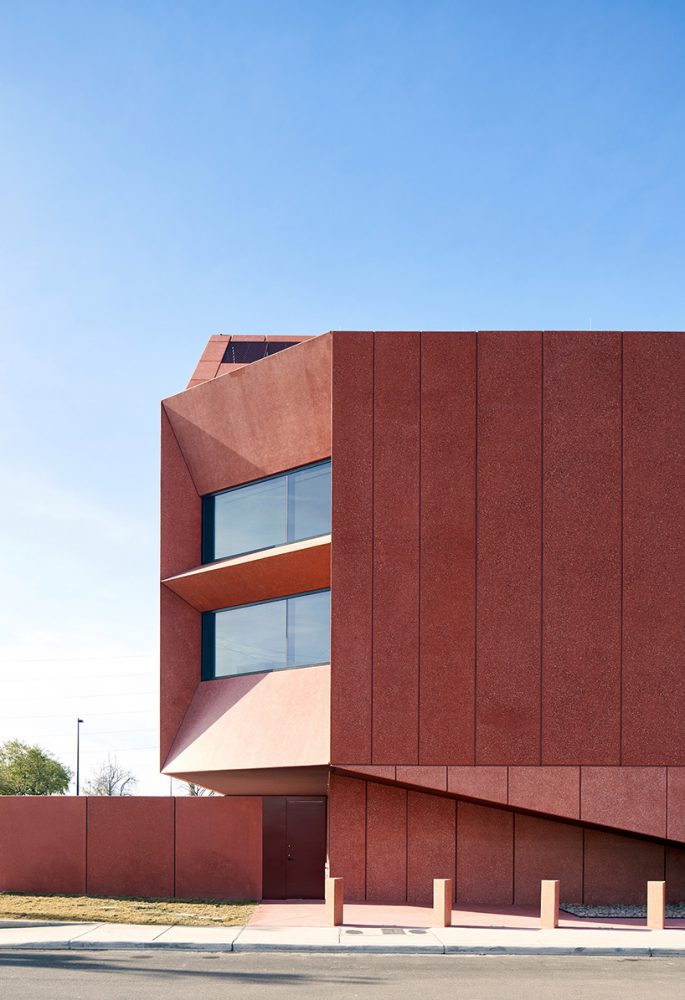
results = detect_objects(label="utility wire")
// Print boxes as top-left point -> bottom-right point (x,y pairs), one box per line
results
0,654 -> 154,663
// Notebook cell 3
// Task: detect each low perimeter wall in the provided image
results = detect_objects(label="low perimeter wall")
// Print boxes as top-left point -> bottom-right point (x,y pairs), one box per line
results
0,795 -> 262,900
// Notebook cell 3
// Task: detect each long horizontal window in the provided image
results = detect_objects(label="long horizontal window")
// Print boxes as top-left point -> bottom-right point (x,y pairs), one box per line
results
202,460 -> 331,563
202,589 -> 331,680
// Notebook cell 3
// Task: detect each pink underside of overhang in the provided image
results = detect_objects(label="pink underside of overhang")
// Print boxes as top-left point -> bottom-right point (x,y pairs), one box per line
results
163,664 -> 331,777
169,767 -> 330,796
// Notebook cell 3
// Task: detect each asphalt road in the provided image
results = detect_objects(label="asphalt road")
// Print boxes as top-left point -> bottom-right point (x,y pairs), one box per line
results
0,952 -> 684,999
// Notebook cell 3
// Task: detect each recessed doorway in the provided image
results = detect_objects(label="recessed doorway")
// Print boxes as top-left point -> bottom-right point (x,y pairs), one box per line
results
262,796 -> 326,899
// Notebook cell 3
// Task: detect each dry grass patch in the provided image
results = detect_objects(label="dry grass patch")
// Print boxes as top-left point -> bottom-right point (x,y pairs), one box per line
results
0,892 -> 256,927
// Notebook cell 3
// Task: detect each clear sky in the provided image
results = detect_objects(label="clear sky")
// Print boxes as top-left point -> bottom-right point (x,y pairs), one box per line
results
0,1 -> 683,793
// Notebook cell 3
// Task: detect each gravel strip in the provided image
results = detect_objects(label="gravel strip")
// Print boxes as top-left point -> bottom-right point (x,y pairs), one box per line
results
562,901 -> 685,918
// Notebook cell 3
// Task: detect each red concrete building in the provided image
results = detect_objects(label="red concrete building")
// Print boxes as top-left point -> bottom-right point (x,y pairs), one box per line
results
161,331 -> 685,905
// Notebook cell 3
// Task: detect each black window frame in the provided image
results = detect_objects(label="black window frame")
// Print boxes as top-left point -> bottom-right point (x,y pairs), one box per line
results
201,587 -> 331,682
201,458 -> 331,564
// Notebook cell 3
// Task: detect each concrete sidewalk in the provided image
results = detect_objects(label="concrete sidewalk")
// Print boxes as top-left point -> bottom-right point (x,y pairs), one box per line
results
1,915 -> 685,955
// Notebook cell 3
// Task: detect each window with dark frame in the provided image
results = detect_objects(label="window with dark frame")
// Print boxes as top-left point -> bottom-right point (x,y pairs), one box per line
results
202,459 -> 331,563
202,589 -> 331,680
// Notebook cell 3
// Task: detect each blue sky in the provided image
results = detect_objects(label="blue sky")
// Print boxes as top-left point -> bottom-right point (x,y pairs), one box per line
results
0,1 -> 683,792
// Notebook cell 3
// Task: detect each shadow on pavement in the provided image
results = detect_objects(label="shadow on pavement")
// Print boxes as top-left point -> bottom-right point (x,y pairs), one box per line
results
0,951 -> 376,985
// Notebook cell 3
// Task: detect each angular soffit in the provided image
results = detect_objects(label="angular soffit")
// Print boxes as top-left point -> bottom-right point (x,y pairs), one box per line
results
163,664 -> 331,775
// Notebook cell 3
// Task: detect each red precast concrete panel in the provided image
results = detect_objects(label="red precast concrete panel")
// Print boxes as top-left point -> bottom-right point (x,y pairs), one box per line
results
514,814 -> 583,905
665,846 -> 685,903
366,782 -> 408,903
163,334 -> 332,496
407,791 -> 456,905
175,796 -> 262,900
667,768 -> 685,842
420,332 -> 476,763
338,764 -> 396,782
160,409 -> 201,579
580,766 -> 667,839
160,586 -> 201,768
542,332 -> 622,764
447,766 -> 508,804
456,801 -> 514,905
327,773 -> 367,901
330,332 -> 374,764
476,332 -> 541,764
372,332 -> 420,763
189,360 -> 221,383
508,766 -> 580,819
623,332 -> 685,764
0,797 -> 86,895
87,797 -> 174,898
199,338 -> 231,363
583,829 -> 665,905
396,765 -> 447,792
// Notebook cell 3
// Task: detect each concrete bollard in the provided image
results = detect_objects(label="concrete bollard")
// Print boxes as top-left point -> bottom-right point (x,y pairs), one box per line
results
433,878 -> 453,928
647,881 -> 666,930
325,876 -> 344,927
540,880 -> 560,929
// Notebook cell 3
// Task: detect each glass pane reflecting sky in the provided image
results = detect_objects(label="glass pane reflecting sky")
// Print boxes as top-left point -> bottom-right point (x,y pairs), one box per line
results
213,476 -> 286,558
210,590 -> 330,678
287,590 -> 330,668
207,461 -> 331,562
287,464 -> 331,543
214,598 -> 287,677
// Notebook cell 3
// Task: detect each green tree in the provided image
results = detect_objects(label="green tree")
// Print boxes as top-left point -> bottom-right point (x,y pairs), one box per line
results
0,739 -> 72,795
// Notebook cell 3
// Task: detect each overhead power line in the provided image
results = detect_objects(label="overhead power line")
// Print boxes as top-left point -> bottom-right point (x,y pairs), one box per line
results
0,654 -> 155,663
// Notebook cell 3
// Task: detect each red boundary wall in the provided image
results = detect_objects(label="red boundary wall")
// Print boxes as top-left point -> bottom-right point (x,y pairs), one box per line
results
328,774 -> 685,907
0,796 -> 262,900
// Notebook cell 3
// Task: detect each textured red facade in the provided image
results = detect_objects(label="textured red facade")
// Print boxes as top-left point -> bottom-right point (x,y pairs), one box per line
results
156,330 -> 684,904
330,330 -> 685,770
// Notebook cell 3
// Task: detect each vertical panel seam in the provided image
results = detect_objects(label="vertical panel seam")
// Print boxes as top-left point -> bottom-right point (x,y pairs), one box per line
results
454,799 -> 459,904
405,788 -> 409,904
371,335 -> 375,764
417,335 -> 422,763
512,811 -> 516,905
173,796 -> 177,898
84,797 -> 89,896
579,765 -> 583,822
474,333 -> 479,765
581,827 -> 586,904
540,332 -> 544,765
665,767 -> 669,841
620,332 -> 624,766
364,780 -> 368,901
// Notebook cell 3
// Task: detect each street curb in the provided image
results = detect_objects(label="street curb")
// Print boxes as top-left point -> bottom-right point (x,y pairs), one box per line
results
1,941 -> 685,956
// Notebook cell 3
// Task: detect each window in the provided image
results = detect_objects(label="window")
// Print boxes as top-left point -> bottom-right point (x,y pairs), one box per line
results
222,341 -> 301,364
202,460 -> 331,563
202,589 -> 331,680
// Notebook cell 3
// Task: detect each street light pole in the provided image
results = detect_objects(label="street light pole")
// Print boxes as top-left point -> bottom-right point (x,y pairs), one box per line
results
76,718 -> 84,794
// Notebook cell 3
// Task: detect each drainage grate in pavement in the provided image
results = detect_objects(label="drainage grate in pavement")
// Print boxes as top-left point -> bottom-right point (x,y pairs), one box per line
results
381,928 -> 405,935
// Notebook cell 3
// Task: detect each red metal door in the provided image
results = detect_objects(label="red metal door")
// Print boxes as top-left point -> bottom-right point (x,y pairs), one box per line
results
285,797 -> 326,899
262,796 -> 326,899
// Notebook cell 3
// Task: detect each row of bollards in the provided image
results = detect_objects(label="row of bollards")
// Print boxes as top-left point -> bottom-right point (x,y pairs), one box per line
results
325,876 -> 670,930
539,878 -> 668,931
